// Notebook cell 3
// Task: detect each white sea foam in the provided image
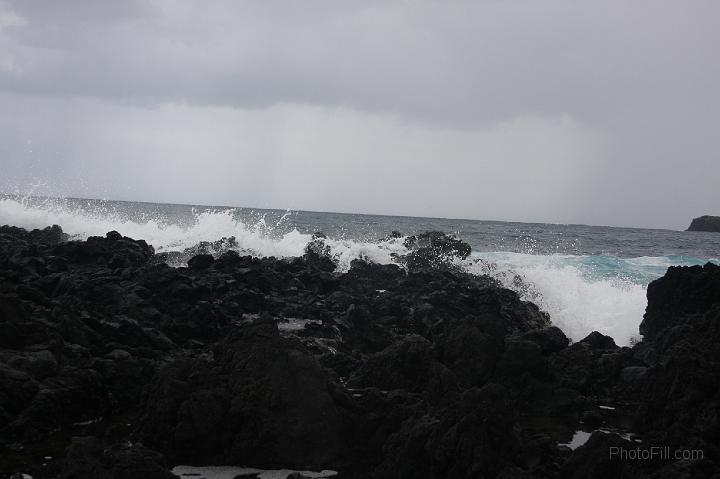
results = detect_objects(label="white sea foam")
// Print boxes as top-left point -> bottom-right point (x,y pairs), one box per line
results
172,465 -> 337,479
0,197 -> 312,257
2,196 -> 709,347
468,252 -> 647,346
0,197 -> 409,271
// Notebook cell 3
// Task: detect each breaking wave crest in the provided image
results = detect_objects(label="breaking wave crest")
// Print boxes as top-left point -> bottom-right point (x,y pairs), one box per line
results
466,253 -> 647,346
0,196 -> 408,272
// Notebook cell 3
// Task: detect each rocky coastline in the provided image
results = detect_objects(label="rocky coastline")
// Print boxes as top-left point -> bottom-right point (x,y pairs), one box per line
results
0,225 -> 718,478
687,215 -> 720,232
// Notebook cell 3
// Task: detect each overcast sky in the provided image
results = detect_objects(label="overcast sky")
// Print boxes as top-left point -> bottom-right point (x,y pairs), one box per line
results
0,1 -> 718,229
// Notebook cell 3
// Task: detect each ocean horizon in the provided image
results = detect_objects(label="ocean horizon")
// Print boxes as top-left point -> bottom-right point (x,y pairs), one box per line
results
0,192 -> 692,231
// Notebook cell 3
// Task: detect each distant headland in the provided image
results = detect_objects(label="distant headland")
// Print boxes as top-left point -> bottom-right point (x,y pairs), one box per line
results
687,215 -> 720,232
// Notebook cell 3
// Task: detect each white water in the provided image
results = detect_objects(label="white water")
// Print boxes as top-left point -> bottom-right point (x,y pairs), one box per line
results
0,197 -> 312,257
467,252 -> 648,346
559,430 -> 592,450
2,196 -> 708,347
0,197 -> 409,271
172,465 -> 337,478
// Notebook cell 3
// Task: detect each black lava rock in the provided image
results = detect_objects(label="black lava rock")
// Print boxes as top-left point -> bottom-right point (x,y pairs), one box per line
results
0,225 -> 718,478
687,215 -> 720,232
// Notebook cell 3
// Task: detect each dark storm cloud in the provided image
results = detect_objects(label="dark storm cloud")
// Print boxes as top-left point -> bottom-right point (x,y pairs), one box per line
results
0,0 -> 719,228
3,0 -> 716,126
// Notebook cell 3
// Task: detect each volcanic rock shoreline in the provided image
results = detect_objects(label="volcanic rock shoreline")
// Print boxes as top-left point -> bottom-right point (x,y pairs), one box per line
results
687,215 -> 720,232
0,225 -> 718,478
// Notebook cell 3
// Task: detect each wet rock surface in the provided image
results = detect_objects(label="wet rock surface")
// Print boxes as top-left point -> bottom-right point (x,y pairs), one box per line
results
0,225 -> 718,477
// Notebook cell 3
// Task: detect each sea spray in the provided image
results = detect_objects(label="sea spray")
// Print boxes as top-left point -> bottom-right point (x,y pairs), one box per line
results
466,253 -> 648,346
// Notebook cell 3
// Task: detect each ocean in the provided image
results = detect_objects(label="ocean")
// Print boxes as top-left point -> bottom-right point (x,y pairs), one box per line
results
1,194 -> 718,347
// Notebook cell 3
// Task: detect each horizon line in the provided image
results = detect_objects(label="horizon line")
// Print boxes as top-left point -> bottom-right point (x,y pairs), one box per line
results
0,191 -> 685,233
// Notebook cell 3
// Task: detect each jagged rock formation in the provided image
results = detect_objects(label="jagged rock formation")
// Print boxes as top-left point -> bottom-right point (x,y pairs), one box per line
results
0,225 -> 717,478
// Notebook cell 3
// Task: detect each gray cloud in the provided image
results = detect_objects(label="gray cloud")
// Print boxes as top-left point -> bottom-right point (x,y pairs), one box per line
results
0,0 -> 718,228
5,0 -> 718,125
